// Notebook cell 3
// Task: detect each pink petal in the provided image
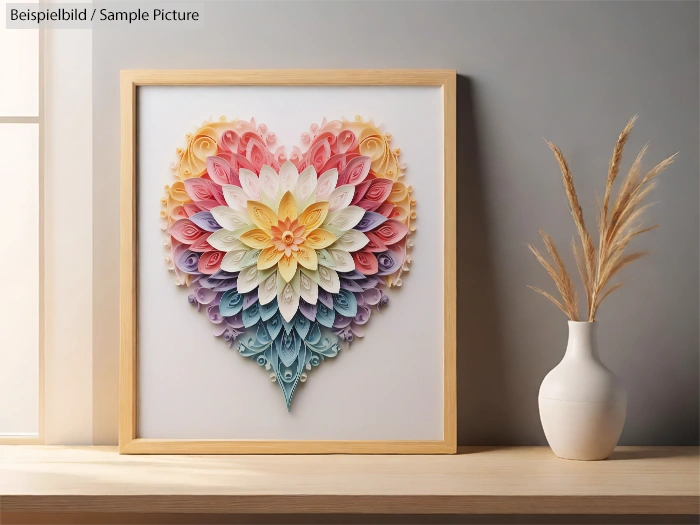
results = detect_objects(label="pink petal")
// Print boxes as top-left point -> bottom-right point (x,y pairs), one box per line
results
337,129 -> 358,153
183,203 -> 202,217
169,219 -> 205,244
206,156 -> 233,186
364,232 -> 388,253
198,251 -> 224,274
184,178 -> 214,201
307,136 -> 332,173
363,178 -> 393,203
218,130 -> 240,154
352,250 -> 378,275
375,202 -> 394,217
338,156 -> 370,186
190,234 -> 216,252
350,180 -> 371,205
218,152 -> 255,184
190,199 -> 219,212
321,152 -> 359,174
372,219 -> 408,246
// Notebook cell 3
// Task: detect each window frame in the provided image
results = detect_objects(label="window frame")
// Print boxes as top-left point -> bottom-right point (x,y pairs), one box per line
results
0,19 -> 45,445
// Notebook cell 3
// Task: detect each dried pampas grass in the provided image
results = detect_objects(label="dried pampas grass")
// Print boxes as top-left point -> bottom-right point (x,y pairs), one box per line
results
529,117 -> 676,321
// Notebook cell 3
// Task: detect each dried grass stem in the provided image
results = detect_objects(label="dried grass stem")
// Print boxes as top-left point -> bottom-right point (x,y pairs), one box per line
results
529,117 -> 676,321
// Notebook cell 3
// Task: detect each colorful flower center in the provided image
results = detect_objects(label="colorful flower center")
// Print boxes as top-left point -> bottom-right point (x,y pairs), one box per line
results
282,231 -> 295,244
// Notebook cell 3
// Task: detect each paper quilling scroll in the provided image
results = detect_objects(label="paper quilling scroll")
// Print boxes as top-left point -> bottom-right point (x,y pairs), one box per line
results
159,116 -> 416,410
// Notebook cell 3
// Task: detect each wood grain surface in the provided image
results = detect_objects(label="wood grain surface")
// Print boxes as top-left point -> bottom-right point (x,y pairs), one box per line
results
0,446 -> 697,517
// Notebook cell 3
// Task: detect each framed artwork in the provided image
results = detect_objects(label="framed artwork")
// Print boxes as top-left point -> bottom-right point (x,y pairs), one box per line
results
120,70 -> 456,454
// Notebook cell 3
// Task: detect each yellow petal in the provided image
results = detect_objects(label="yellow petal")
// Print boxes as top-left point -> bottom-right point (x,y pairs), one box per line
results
295,244 -> 318,270
247,200 -> 278,233
257,245 -> 284,270
278,255 -> 298,282
297,201 -> 329,232
238,228 -> 272,249
304,228 -> 336,249
277,190 -> 298,221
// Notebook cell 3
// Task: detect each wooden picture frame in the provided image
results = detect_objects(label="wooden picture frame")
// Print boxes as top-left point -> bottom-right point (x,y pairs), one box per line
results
120,69 -> 456,454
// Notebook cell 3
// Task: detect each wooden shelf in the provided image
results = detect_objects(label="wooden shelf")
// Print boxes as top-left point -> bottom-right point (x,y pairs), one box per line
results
0,446 -> 697,522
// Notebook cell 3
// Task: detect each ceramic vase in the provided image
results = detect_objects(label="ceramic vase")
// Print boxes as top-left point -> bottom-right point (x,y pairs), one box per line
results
538,321 -> 626,460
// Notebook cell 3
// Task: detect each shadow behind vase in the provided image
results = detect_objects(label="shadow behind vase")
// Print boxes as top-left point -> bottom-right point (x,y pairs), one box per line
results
539,321 -> 627,460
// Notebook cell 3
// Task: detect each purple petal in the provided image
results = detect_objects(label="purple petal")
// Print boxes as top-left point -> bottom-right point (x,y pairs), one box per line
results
226,312 -> 245,329
354,305 -> 371,325
338,269 -> 365,280
355,211 -> 387,232
212,278 -> 238,292
317,288 -> 334,309
207,305 -> 224,324
376,250 -> 402,276
243,290 -> 258,309
357,276 -> 382,290
339,278 -> 364,292
333,314 -> 353,328
362,288 -> 382,306
299,298 -> 318,321
195,287 -> 218,305
176,250 -> 200,274
189,211 -> 222,232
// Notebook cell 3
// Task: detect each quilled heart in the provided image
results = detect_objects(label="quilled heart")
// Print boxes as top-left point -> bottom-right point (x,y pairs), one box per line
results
160,116 -> 416,409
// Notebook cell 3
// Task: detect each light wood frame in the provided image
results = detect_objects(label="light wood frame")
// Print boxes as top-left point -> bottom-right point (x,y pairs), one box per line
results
120,70 -> 456,454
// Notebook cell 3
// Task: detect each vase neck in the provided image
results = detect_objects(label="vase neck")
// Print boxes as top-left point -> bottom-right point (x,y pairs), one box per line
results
565,322 -> 600,360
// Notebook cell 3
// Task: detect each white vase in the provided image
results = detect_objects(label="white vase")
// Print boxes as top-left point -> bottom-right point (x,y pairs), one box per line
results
538,321 -> 626,460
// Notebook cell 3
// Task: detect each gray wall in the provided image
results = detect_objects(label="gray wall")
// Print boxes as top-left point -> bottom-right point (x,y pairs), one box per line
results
93,0 -> 699,445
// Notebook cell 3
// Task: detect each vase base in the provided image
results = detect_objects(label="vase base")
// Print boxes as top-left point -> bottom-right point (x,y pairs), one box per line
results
539,397 -> 627,461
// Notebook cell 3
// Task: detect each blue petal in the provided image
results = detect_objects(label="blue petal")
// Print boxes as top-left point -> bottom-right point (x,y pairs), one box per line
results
242,302 -> 260,327
316,302 -> 336,328
333,289 -> 357,318
276,330 -> 301,367
260,298 -> 279,321
219,290 -> 243,316
266,312 -> 283,340
295,314 -> 311,340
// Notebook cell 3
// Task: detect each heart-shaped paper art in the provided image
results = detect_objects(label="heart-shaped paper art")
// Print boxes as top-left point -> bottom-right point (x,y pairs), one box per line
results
160,116 -> 416,409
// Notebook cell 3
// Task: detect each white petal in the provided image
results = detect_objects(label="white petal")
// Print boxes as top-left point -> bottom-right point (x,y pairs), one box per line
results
258,271 -> 278,305
237,265 -> 259,293
279,160 -> 299,193
331,229 -> 369,252
259,165 -> 280,210
327,184 -> 355,212
326,249 -> 355,272
295,166 -> 317,205
299,270 -> 318,304
239,248 -> 261,268
316,249 -> 335,268
211,206 -> 250,231
305,265 -> 340,293
239,169 -> 261,200
315,168 -> 338,201
323,205 -> 365,231
222,185 -> 249,212
207,229 -> 246,252
220,248 -> 252,272
277,271 -> 300,322
257,266 -> 276,282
